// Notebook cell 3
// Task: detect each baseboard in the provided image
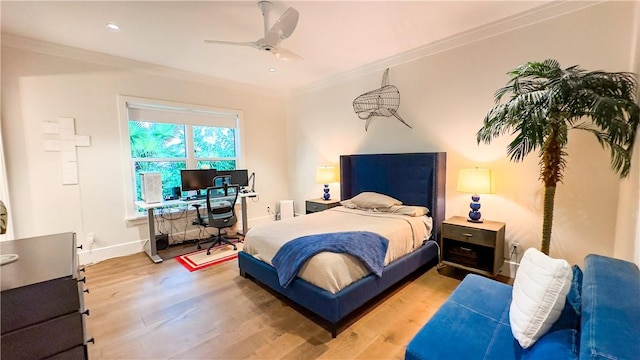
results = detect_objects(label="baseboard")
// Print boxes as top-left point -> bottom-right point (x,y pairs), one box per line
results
79,215 -> 276,266
499,260 -> 520,278
78,239 -> 145,266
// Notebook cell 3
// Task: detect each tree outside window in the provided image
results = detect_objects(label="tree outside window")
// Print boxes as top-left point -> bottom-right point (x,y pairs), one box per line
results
129,121 -> 238,201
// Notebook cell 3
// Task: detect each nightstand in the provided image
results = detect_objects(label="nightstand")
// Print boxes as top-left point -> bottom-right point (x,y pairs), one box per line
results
305,198 -> 341,214
441,216 -> 505,277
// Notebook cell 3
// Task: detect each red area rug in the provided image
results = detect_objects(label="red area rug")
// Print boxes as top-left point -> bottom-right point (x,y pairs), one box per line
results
175,241 -> 243,272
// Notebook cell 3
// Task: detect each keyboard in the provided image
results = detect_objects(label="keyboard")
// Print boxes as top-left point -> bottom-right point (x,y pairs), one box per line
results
181,195 -> 207,201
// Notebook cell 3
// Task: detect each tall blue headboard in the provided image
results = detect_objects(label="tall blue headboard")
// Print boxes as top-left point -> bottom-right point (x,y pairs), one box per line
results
340,152 -> 446,241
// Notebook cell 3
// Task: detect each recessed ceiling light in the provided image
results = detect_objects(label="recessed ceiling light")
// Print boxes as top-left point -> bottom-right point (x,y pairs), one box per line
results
269,68 -> 276,72
106,22 -> 120,31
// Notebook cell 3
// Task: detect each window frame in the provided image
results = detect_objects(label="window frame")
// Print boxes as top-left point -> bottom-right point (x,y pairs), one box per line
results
118,95 -> 245,220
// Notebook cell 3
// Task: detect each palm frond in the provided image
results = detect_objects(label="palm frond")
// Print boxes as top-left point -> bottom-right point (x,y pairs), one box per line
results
482,60 -> 639,179
506,133 -> 535,162
607,142 -> 632,177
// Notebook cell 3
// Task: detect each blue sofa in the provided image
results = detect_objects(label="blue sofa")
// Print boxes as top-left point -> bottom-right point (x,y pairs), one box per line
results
405,254 -> 640,359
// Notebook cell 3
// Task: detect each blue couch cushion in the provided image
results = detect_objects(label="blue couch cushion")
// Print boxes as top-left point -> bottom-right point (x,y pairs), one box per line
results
522,329 -> 579,360
567,265 -> 583,314
580,254 -> 640,360
405,274 -> 521,360
550,265 -> 583,332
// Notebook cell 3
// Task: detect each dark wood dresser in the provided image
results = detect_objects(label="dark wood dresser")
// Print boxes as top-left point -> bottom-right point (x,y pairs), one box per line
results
1,232 -> 91,359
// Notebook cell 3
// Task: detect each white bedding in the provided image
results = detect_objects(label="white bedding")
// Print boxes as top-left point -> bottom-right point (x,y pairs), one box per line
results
242,206 -> 433,294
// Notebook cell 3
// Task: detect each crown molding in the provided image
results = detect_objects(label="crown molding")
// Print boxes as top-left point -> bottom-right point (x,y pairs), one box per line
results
291,0 -> 605,96
1,1 -> 606,99
1,33 -> 286,98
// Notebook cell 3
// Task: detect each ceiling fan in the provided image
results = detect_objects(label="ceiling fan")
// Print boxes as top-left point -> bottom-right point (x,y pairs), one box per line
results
204,1 -> 302,61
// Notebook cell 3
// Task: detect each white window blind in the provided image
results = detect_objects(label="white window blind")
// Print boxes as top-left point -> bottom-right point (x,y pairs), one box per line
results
126,102 -> 238,128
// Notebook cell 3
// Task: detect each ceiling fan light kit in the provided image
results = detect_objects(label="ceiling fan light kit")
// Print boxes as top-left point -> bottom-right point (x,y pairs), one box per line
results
204,1 -> 302,61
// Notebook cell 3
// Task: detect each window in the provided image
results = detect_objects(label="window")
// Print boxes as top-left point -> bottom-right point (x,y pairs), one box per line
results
120,96 -> 243,218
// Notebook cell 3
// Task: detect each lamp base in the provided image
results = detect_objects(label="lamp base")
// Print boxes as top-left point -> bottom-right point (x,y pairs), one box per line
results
323,184 -> 331,200
467,194 -> 483,223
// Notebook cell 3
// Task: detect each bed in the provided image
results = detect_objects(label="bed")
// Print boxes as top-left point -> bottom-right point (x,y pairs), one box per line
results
238,152 -> 446,337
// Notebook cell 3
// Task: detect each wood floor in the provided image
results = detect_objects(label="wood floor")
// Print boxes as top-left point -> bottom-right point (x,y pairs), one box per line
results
83,251 -> 462,359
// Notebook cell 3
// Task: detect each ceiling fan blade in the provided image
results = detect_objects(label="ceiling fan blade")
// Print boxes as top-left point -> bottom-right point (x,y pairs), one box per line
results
268,7 -> 299,40
204,40 -> 259,48
272,47 -> 303,61
204,2 -> 300,60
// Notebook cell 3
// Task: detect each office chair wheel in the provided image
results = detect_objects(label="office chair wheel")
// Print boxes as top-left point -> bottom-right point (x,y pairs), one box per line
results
197,244 -> 201,249
233,245 -> 237,250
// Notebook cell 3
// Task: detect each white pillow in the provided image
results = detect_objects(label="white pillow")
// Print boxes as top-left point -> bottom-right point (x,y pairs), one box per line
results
340,199 -> 358,209
388,205 -> 429,217
349,192 -> 402,209
509,248 -> 572,349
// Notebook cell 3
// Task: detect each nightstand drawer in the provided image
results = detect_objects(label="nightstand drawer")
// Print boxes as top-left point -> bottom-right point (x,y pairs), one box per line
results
305,199 -> 340,214
442,223 -> 495,247
306,202 -> 326,213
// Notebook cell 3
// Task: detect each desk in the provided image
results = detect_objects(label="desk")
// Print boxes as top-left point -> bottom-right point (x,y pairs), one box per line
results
135,192 -> 257,263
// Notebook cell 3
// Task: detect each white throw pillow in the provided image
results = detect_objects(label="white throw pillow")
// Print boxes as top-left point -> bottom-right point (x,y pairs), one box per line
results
388,205 -> 430,217
509,248 -> 572,348
339,199 -> 358,209
349,192 -> 402,209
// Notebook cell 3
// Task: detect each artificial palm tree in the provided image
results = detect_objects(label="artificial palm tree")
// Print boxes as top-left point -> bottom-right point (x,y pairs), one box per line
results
477,59 -> 639,255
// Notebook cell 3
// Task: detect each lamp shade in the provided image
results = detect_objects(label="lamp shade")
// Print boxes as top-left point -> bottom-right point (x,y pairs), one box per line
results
315,166 -> 338,184
457,168 -> 493,194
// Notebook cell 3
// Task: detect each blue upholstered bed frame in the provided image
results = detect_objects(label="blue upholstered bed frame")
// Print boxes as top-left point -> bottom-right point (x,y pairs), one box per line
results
238,152 -> 447,337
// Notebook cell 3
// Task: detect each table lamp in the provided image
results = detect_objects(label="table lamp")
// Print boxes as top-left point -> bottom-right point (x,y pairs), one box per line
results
315,166 -> 338,200
457,167 -> 493,223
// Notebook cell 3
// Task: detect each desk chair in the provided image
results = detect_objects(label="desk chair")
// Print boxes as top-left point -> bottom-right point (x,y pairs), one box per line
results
196,184 -> 240,255
191,204 -> 206,226
191,174 -> 228,227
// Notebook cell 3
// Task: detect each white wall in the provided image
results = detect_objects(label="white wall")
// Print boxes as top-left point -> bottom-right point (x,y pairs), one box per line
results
613,0 -> 640,265
1,44 -> 289,263
288,1 -> 639,268
2,1 -> 639,269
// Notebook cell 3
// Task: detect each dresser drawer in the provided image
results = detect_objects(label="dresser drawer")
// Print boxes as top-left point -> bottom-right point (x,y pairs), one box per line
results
442,223 -> 496,247
1,277 -> 80,334
47,345 -> 87,360
1,312 -> 84,360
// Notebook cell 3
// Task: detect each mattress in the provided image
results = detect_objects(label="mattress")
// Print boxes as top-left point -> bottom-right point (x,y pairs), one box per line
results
243,206 -> 433,294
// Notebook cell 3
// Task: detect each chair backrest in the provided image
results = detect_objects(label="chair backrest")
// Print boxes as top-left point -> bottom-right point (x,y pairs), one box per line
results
212,175 -> 230,187
206,184 -> 239,229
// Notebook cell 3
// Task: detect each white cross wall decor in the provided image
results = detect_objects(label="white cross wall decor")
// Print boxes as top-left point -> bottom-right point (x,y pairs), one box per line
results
42,117 -> 91,185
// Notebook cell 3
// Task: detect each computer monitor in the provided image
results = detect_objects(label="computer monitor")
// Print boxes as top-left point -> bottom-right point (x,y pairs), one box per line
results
180,169 -> 218,192
216,169 -> 249,187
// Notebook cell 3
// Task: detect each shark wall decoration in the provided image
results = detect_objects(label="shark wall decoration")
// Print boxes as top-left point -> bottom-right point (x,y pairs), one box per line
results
352,68 -> 412,131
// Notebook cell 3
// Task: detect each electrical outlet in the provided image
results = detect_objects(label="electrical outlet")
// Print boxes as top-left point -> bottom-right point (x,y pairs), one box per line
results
511,241 -> 520,254
87,232 -> 95,245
